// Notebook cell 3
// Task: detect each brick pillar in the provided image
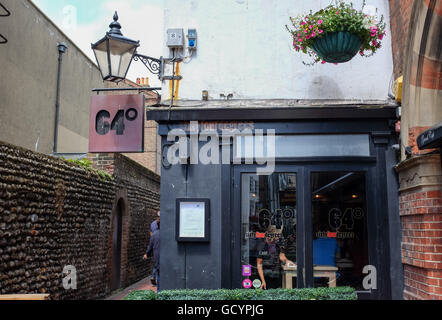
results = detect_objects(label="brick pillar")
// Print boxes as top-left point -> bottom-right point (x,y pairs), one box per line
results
396,154 -> 442,299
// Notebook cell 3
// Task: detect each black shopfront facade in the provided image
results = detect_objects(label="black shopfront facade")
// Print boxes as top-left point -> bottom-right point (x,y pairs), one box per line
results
148,105 -> 404,300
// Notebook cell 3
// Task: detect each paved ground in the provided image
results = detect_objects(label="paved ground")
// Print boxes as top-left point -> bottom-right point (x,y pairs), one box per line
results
106,277 -> 157,300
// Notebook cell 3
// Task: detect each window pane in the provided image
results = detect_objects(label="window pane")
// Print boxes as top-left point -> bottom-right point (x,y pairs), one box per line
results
236,135 -> 370,159
93,40 -> 110,78
109,39 -> 136,78
241,173 -> 297,290
275,135 -> 370,157
311,172 -> 369,290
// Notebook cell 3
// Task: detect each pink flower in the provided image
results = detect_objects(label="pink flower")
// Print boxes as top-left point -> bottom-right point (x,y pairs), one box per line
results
309,25 -> 313,29
301,21 -> 306,26
318,20 -> 323,25
372,40 -> 378,46
336,11 -> 339,14
300,46 -> 304,50
378,33 -> 384,40
306,35 -> 311,39
312,32 -> 316,37
359,50 -> 364,56
318,30 -> 323,34
298,38 -> 303,42
321,61 -> 326,64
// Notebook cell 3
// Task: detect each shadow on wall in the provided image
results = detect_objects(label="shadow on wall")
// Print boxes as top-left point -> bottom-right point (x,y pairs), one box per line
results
308,76 -> 344,99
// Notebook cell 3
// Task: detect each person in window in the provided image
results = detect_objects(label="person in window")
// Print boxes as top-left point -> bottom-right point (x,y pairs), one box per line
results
257,225 -> 295,290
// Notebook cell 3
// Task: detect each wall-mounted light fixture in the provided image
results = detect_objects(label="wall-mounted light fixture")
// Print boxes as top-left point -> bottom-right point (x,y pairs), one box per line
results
91,12 -> 180,83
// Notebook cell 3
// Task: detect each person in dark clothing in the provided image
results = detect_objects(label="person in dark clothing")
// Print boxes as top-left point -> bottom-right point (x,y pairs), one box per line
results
149,212 -> 160,283
256,226 -> 295,289
144,222 -> 160,287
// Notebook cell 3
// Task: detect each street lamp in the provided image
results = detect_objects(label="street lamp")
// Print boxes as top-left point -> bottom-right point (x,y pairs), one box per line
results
91,12 -> 164,82
91,12 -> 139,82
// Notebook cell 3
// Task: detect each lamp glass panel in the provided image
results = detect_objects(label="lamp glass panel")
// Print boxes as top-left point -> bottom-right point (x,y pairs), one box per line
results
93,40 -> 110,79
109,39 -> 137,79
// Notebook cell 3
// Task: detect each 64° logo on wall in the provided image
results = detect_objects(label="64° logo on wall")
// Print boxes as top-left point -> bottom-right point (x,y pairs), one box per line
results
89,94 -> 145,153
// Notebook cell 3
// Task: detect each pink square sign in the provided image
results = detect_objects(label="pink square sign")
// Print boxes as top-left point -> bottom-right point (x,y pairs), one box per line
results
89,94 -> 145,153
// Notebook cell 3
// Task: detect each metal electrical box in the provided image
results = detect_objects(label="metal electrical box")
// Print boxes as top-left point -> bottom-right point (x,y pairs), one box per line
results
188,29 -> 197,50
167,29 -> 184,48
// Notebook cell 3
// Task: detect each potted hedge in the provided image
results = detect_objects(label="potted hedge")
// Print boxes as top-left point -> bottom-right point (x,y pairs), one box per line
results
124,288 -> 358,300
286,0 -> 386,65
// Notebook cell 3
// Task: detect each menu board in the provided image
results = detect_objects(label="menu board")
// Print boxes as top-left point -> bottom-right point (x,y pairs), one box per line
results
176,199 -> 210,242
179,202 -> 205,238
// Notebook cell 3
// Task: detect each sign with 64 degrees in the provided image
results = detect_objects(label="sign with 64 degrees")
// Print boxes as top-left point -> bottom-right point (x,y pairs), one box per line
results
89,94 -> 145,153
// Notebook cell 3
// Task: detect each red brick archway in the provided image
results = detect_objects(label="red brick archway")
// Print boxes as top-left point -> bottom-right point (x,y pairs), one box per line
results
396,0 -> 442,300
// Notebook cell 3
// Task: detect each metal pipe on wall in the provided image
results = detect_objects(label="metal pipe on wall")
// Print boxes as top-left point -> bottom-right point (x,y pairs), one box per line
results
53,43 -> 67,154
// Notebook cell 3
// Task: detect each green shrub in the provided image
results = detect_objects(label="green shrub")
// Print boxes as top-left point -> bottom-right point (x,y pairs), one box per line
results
62,157 -> 113,181
124,290 -> 157,300
123,287 -> 357,301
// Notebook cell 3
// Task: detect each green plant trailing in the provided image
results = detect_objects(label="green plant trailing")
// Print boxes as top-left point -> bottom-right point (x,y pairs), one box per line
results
62,157 -> 113,181
286,0 -> 386,65
124,287 -> 358,301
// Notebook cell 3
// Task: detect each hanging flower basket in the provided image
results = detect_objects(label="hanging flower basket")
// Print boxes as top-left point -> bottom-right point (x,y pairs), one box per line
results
286,0 -> 386,66
311,31 -> 361,63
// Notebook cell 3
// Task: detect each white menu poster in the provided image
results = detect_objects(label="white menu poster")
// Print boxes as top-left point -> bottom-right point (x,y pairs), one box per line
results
179,202 -> 205,238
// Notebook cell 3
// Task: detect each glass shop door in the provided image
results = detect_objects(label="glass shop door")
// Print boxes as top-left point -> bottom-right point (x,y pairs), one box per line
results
307,169 -> 373,295
232,167 -> 306,290
232,164 -> 377,298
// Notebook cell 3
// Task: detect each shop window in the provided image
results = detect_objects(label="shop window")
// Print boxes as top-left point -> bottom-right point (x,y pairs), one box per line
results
311,172 -> 369,290
235,134 -> 370,160
241,173 -> 297,290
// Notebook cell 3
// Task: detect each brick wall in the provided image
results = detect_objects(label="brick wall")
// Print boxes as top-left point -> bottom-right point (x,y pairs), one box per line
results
389,0 -> 415,79
88,153 -> 116,175
397,155 -> 442,300
88,152 -> 160,287
401,190 -> 442,299
0,141 -> 160,299
112,153 -> 160,286
408,127 -> 438,156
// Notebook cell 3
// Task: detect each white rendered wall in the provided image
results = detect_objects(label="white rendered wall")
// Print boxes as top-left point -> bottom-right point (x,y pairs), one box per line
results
162,0 -> 393,101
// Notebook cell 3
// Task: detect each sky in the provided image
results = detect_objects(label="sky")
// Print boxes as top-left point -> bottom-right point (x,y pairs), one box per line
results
33,0 -> 165,86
